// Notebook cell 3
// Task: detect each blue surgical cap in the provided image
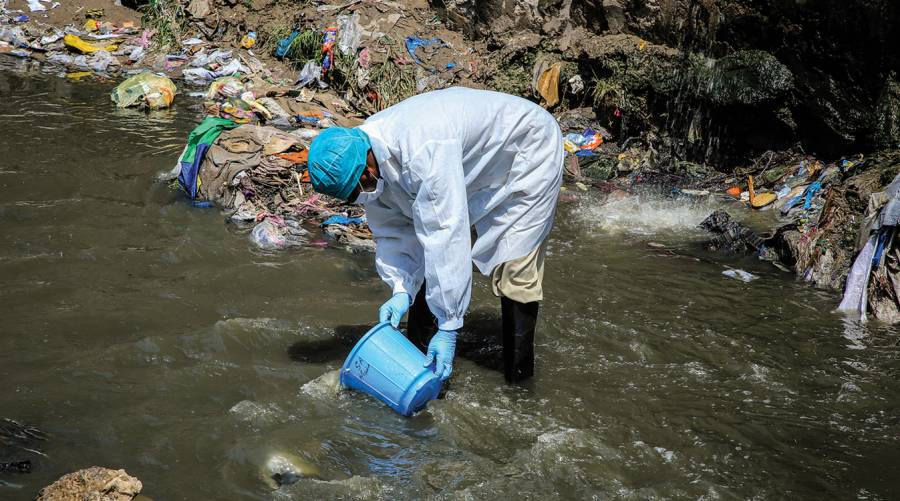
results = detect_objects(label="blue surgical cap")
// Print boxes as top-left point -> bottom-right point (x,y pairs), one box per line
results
308,127 -> 371,201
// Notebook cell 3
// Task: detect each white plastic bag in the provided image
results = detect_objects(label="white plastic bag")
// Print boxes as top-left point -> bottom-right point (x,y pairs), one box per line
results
337,12 -> 362,55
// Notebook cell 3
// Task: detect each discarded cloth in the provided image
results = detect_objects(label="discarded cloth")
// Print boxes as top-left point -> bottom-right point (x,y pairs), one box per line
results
278,150 -> 309,165
177,117 -> 239,199
197,125 -> 304,207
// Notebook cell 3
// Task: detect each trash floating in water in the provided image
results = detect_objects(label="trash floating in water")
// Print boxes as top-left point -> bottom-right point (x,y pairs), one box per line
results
250,217 -> 309,250
723,269 -> 758,283
111,72 -> 176,109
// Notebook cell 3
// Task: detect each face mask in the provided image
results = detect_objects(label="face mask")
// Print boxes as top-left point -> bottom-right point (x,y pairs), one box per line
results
354,178 -> 384,204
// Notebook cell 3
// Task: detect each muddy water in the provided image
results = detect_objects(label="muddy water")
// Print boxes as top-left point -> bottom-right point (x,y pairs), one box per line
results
2,67 -> 900,500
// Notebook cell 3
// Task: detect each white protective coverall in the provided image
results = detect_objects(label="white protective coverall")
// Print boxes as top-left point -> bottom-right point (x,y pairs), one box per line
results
357,87 -> 564,331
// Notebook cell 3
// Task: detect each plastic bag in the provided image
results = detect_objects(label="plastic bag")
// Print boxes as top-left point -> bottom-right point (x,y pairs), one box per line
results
87,51 -> 115,73
183,59 -> 246,84
240,31 -> 257,49
274,30 -> 299,59
63,34 -> 117,54
296,61 -> 326,88
250,219 -> 308,250
0,27 -> 29,48
190,49 -> 232,68
205,76 -> 246,99
337,12 -> 362,55
111,72 -> 177,109
722,269 -> 758,283
127,45 -> 145,62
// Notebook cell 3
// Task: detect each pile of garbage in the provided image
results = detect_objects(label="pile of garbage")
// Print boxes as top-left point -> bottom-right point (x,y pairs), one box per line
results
689,151 -> 900,324
0,0 -> 285,102
169,109 -> 370,252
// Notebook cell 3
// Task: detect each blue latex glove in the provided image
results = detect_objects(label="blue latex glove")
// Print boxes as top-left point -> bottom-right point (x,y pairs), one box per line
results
423,330 -> 457,381
378,293 -> 411,328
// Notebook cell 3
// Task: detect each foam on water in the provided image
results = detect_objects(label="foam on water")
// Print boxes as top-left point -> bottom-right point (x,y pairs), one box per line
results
300,370 -> 342,399
576,193 -> 720,237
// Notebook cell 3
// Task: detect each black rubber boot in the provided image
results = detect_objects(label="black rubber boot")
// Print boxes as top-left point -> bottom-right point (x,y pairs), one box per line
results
406,284 -> 437,352
501,297 -> 538,383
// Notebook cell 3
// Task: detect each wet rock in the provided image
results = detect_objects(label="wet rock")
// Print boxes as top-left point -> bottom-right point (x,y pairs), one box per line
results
699,209 -> 765,254
602,0 -> 625,33
261,452 -> 320,489
36,467 -> 142,501
698,50 -> 794,107
0,460 -> 30,473
874,73 -> 900,149
0,418 -> 46,473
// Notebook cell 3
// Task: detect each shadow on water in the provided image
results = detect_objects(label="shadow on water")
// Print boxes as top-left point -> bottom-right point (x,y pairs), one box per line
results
287,310 -> 505,372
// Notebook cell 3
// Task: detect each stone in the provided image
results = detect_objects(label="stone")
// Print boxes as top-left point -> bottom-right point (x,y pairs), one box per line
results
186,0 -> 211,19
602,0 -> 626,33
36,467 -> 142,501
261,452 -> 320,489
875,73 -> 900,149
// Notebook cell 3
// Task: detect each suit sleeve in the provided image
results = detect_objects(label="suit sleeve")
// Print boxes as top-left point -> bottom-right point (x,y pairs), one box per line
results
366,196 -> 425,299
408,139 -> 472,330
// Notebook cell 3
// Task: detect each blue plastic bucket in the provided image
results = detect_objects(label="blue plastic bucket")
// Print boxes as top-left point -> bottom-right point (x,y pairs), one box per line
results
340,323 -> 442,416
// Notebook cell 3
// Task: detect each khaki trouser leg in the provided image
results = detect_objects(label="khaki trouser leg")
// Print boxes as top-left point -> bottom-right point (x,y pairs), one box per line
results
491,239 -> 547,383
491,239 -> 548,303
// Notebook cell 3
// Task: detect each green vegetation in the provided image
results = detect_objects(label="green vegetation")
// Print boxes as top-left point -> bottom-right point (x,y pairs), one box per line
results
367,59 -> 417,110
139,0 -> 186,50
590,75 -> 624,108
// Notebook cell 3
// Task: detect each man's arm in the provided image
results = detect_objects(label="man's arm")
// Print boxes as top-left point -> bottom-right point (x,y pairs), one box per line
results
409,139 -> 471,331
366,197 -> 425,298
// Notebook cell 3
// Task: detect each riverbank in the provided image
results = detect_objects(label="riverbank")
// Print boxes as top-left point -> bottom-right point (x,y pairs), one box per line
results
2,67 -> 900,499
3,1 -> 900,312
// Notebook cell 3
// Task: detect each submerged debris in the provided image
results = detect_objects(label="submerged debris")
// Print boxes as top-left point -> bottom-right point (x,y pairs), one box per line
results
699,209 -> 765,254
